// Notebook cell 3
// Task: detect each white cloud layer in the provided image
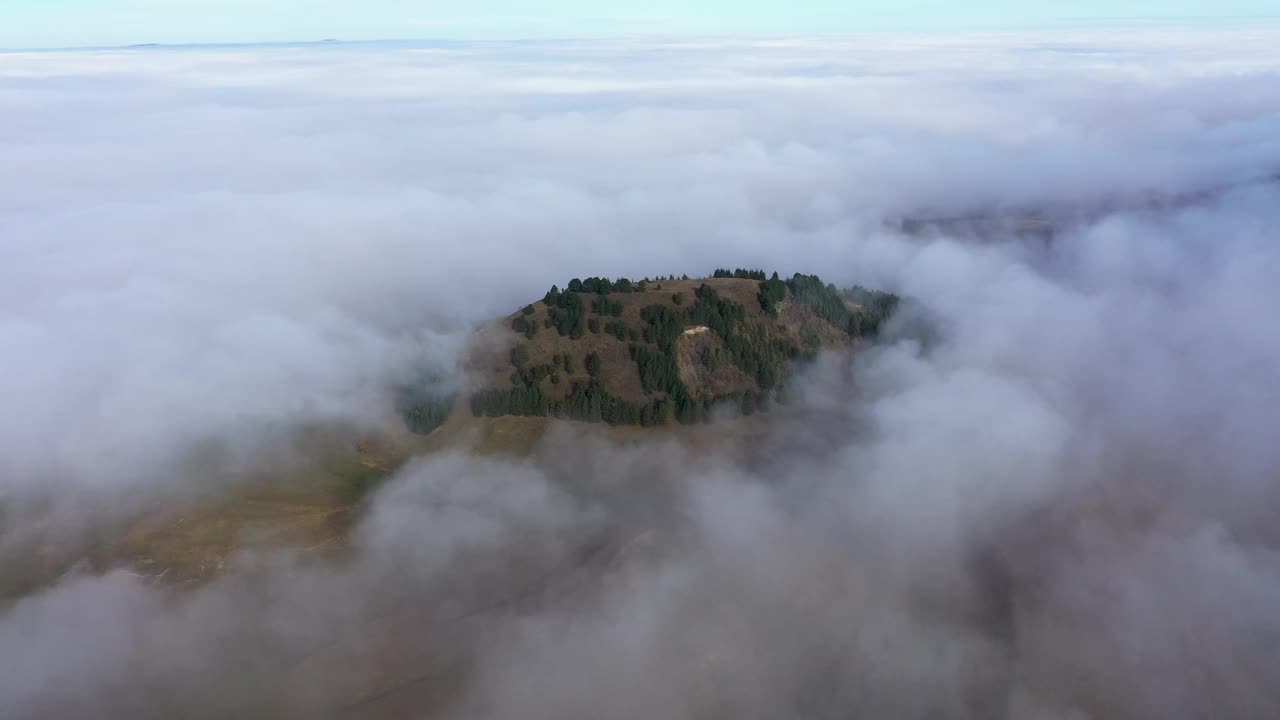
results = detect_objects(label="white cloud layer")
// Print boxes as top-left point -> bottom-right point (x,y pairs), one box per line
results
2,29 -> 1280,718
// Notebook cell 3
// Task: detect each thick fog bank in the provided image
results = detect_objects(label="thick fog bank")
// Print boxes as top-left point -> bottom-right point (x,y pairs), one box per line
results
2,30 -> 1280,719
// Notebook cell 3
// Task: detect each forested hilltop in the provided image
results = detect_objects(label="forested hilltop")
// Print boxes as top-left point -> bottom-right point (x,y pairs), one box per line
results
410,269 -> 897,430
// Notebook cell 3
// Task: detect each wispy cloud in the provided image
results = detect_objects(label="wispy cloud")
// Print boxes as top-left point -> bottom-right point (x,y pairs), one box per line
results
2,30 -> 1280,718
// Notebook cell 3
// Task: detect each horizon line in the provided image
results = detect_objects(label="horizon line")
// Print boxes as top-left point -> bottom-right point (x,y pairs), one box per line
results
4,15 -> 1280,53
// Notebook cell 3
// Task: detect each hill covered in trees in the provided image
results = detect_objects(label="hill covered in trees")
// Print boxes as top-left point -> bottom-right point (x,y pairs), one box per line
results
428,270 -> 897,430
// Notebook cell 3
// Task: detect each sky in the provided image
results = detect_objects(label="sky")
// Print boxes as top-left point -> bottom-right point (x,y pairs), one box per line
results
3,0 -> 1280,48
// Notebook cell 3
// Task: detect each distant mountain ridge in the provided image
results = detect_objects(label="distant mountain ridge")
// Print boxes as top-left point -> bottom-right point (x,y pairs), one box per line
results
894,171 -> 1280,241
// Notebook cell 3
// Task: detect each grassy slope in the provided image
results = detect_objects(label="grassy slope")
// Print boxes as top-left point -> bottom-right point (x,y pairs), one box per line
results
4,278 -> 857,595
476,276 -> 850,405
109,451 -> 391,586
0,433 -> 429,598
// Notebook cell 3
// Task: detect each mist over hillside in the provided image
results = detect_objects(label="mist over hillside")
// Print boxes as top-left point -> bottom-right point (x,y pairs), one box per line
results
2,30 -> 1280,718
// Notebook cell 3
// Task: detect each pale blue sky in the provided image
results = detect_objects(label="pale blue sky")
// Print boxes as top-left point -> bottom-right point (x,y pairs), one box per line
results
3,0 -> 1278,48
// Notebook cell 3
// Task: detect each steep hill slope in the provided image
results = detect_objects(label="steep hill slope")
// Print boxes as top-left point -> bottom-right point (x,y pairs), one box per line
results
454,270 -> 897,427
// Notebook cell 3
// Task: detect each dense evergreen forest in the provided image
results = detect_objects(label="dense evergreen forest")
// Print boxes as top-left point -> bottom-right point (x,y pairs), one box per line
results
457,269 -> 900,429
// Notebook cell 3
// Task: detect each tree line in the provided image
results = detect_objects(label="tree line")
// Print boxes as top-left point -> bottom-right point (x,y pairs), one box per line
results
784,273 -> 852,333
470,378 -> 676,426
563,276 -> 647,295
844,284 -> 900,337
765,273 -> 900,338
712,268 -> 769,280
